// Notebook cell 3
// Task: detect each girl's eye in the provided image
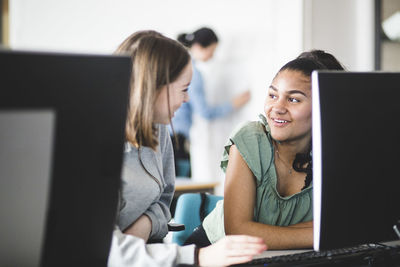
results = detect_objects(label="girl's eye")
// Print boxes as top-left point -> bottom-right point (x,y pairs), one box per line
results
182,88 -> 189,92
269,94 -> 277,99
289,98 -> 299,103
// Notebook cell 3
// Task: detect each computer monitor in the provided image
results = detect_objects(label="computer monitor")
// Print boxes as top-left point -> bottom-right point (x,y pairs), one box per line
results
312,71 -> 400,251
0,50 -> 131,266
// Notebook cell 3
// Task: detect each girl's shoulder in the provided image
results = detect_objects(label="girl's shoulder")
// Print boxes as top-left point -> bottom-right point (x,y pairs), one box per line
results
221,115 -> 274,180
230,115 -> 271,146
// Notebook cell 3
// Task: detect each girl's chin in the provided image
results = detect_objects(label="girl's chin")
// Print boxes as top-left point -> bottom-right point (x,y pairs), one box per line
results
270,133 -> 288,142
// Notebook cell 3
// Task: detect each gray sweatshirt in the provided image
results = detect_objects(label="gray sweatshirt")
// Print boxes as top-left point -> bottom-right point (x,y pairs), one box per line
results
117,124 -> 175,241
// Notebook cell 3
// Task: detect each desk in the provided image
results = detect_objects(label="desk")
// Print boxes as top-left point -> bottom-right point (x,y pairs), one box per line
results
236,240 -> 400,266
253,248 -> 311,259
175,177 -> 219,196
178,240 -> 400,267
171,177 -> 220,217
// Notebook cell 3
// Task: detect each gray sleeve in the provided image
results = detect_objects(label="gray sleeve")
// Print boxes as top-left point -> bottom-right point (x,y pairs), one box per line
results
117,163 -> 154,232
145,204 -> 170,240
160,125 -> 176,209
108,227 -> 195,267
144,125 -> 175,240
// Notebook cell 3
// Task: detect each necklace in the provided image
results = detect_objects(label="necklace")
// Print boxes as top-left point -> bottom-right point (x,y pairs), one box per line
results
275,149 -> 293,175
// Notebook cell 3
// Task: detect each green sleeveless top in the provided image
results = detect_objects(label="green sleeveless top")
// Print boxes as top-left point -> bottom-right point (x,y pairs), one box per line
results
202,115 -> 313,243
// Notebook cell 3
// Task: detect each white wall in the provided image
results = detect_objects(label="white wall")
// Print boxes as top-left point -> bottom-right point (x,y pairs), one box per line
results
303,0 -> 375,71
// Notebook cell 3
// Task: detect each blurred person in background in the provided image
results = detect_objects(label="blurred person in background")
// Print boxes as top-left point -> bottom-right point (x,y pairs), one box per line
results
170,27 -> 250,178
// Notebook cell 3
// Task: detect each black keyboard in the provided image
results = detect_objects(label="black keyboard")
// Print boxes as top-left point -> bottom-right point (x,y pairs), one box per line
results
234,244 -> 400,266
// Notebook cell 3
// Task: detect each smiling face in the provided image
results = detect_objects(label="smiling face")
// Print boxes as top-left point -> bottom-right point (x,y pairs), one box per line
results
153,61 -> 192,124
264,69 -> 312,146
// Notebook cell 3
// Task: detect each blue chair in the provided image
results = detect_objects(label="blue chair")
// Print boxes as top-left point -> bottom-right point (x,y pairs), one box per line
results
172,193 -> 223,245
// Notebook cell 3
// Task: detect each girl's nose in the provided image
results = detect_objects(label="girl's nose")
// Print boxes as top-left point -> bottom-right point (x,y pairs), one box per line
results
272,99 -> 287,114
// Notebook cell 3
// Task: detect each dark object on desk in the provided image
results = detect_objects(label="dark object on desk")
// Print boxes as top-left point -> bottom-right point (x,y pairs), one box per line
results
236,243 -> 400,266
0,50 -> 131,267
168,222 -> 186,231
148,223 -> 185,244
312,71 -> 400,250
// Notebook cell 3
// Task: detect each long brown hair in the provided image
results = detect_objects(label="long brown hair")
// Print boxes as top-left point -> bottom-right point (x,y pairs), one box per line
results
115,31 -> 190,150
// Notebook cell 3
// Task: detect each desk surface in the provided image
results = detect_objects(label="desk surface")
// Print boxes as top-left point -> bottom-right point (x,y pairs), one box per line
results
253,239 -> 400,259
175,177 -> 219,192
254,248 -> 311,259
177,241 -> 400,267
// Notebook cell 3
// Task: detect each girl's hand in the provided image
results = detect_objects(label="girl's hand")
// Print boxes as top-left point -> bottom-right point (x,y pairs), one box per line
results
198,235 -> 267,266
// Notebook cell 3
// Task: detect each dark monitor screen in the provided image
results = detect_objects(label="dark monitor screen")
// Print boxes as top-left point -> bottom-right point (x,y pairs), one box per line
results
0,50 -> 131,266
312,71 -> 400,251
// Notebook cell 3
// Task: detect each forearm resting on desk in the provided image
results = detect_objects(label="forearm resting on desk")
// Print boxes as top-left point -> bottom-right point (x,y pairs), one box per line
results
225,221 -> 313,250
123,214 -> 152,242
288,220 -> 313,228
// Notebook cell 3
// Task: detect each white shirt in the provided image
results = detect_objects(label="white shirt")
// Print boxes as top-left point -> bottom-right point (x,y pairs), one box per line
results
108,227 -> 195,267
